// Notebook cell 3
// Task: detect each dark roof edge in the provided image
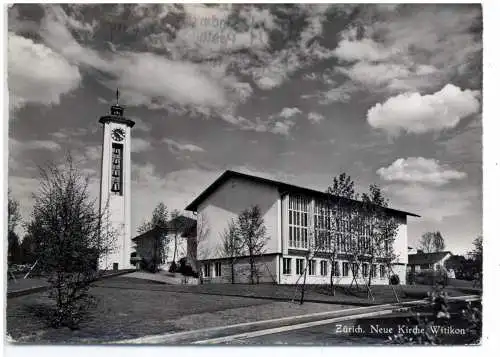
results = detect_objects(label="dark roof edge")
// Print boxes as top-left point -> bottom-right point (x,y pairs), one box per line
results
185,170 -> 420,218
99,115 -> 136,128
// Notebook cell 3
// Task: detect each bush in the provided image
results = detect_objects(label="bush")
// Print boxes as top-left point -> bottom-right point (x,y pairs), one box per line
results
168,261 -> 177,273
389,274 -> 400,285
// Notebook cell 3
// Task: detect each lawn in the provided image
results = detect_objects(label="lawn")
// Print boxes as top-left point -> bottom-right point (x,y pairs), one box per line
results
95,276 -> 480,306
6,277 -> 273,344
6,275 -> 481,344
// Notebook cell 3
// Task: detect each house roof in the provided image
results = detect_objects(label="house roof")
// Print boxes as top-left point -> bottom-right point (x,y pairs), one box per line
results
185,170 -> 420,217
132,215 -> 196,241
408,251 -> 452,265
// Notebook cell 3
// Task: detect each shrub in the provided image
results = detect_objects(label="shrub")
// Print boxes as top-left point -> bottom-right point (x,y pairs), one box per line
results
168,261 -> 177,273
389,274 -> 400,285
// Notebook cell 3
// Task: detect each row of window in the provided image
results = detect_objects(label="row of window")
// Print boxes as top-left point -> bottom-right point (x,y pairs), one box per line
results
282,257 -> 386,278
288,195 -> 386,252
203,262 -> 222,278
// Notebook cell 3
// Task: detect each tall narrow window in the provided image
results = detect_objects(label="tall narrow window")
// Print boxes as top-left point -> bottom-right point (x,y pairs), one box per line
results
288,195 -> 309,248
295,258 -> 304,275
283,258 -> 292,275
111,143 -> 123,195
314,200 -> 331,251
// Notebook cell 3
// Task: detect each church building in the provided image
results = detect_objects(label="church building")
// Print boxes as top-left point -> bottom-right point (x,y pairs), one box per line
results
186,170 -> 419,285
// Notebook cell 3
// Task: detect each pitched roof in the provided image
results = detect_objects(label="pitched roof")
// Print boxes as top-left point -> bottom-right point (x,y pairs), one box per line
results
132,216 -> 196,241
185,170 -> 419,217
408,251 -> 452,265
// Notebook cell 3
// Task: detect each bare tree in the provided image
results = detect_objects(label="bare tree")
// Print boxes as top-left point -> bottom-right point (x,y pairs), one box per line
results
26,155 -> 117,328
219,219 -> 242,284
238,205 -> 269,284
138,203 -> 169,272
419,232 -> 434,253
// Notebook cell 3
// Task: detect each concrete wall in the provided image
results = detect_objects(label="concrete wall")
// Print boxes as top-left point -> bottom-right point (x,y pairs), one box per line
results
99,121 -> 133,270
197,176 -> 281,261
201,255 -> 278,284
393,215 -> 408,265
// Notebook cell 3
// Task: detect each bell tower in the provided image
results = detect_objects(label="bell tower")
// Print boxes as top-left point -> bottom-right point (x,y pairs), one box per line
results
98,90 -> 135,270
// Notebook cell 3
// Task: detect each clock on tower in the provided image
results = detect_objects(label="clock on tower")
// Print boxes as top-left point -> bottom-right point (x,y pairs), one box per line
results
98,96 -> 135,270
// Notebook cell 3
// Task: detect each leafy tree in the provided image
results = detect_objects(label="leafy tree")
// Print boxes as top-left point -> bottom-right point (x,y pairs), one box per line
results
8,190 -> 21,263
324,172 -> 358,295
419,232 -> 434,253
137,202 -> 170,272
360,184 -> 399,287
238,205 -> 269,284
326,172 -> 358,200
26,155 -> 116,328
467,235 -> 483,273
219,219 -> 243,284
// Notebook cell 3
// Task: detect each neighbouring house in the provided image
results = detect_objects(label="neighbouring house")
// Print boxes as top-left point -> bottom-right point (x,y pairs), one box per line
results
407,250 -> 453,273
132,215 -> 197,271
185,170 -> 419,285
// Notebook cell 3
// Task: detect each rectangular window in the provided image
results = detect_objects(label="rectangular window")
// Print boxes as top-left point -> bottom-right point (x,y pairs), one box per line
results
362,263 -> 369,277
352,263 -> 359,277
283,258 -> 292,275
111,143 -> 123,195
203,263 -> 211,277
308,260 -> 316,276
380,265 -> 386,278
314,200 -> 331,251
342,262 -> 349,277
288,195 -> 309,248
371,264 -> 377,278
214,262 -> 222,277
295,258 -> 304,275
334,261 -> 341,276
320,260 -> 328,276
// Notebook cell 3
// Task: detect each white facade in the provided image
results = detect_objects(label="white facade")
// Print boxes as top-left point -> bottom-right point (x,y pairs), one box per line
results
192,173 -> 413,285
98,109 -> 134,270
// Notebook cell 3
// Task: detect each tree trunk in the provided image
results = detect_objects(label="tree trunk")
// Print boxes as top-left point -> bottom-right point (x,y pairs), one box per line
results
173,234 -> 178,264
330,261 -> 335,295
300,260 -> 308,305
231,258 -> 235,284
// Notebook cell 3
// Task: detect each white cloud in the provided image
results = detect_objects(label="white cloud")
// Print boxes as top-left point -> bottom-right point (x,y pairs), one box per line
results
270,120 -> 295,136
384,182 -> 476,221
332,5 -> 481,96
131,138 -> 153,153
334,38 -> 394,62
377,157 -> 467,185
278,107 -> 302,118
24,140 -> 61,151
8,33 -> 81,110
162,138 -> 205,152
367,84 -> 480,134
307,112 -> 324,123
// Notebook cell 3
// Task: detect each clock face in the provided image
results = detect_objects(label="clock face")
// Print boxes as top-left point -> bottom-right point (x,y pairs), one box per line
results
111,128 -> 125,142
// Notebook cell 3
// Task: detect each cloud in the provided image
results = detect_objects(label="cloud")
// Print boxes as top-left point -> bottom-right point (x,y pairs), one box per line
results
377,157 -> 467,186
367,84 -> 480,134
162,138 -> 205,152
332,5 -> 481,96
131,138 -> 153,153
8,33 -> 81,110
307,112 -> 324,123
334,38 -> 394,62
384,182 -> 477,221
278,107 -> 302,118
270,120 -> 295,136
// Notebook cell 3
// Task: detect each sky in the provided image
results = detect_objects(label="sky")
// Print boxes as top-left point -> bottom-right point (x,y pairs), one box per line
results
7,3 -> 482,255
